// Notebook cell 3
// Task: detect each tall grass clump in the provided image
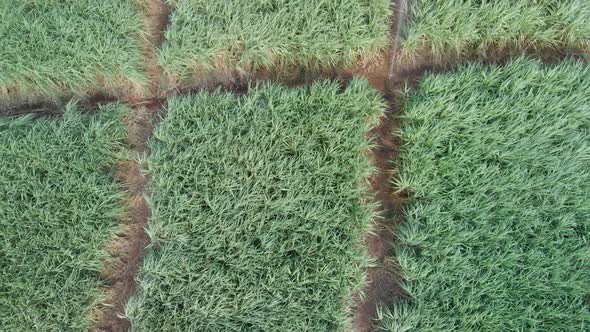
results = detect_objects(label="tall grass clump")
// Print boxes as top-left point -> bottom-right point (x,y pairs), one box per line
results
381,58 -> 590,331
0,0 -> 147,101
0,105 -> 128,330
402,0 -> 590,60
159,0 -> 391,83
126,80 -> 384,331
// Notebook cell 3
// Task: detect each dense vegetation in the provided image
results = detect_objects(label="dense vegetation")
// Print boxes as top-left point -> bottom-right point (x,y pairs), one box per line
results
381,59 -> 590,331
402,0 -> 590,59
126,80 -> 384,331
0,0 -> 146,100
159,0 -> 391,82
0,105 -> 128,330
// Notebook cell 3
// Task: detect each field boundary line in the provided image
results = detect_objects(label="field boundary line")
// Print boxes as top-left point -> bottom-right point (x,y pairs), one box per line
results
1,45 -> 585,119
352,1 -> 413,330
137,0 -> 171,97
91,99 -> 166,332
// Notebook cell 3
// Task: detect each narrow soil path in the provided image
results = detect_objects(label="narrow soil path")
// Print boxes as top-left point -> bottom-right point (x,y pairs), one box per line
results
351,1 -> 412,331
93,100 -> 164,332
139,0 -> 171,96
92,1 -> 171,331
353,98 -> 407,332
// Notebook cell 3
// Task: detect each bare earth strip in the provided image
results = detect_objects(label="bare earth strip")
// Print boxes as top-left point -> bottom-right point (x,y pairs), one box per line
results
93,101 -> 165,332
91,0 -> 171,331
352,0 -> 412,330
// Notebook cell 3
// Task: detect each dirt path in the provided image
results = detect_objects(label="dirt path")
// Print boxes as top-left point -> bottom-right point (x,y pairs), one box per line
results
92,100 -> 164,332
139,0 -> 171,97
350,1 -> 413,331
353,99 -> 407,332
91,1 -> 170,331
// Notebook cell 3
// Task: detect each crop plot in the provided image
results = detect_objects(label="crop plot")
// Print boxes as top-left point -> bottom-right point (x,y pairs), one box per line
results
0,0 -> 147,103
1,0 -> 589,330
159,0 -> 391,84
125,80 -> 384,331
382,59 -> 590,331
0,105 -> 128,330
401,0 -> 590,60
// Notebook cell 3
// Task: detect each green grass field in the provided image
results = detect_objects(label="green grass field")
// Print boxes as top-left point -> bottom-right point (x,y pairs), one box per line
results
159,0 -> 391,83
380,58 -> 590,331
125,80 -> 384,331
402,0 -> 590,60
0,106 -> 128,330
0,0 -> 146,101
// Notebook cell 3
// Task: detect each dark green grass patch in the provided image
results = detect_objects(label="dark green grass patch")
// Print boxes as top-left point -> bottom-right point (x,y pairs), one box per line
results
381,58 -> 590,331
159,0 -> 391,83
126,80 -> 384,331
402,0 -> 590,60
0,105 -> 127,330
0,0 -> 146,100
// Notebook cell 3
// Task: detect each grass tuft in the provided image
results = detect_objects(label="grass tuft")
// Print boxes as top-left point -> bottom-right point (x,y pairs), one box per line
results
0,105 -> 128,330
0,0 -> 147,100
126,80 -> 384,331
159,0 -> 391,82
402,0 -> 590,60
381,58 -> 590,331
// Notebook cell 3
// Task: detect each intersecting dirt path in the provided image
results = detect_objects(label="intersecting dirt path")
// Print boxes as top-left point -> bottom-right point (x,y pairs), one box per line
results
2,1 -> 586,331
92,1 -> 171,330
350,1 -> 412,331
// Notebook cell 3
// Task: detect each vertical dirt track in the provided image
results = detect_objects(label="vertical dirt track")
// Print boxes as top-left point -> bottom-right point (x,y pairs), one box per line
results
93,100 -> 165,332
140,0 -> 171,96
352,100 -> 406,332
92,1 -> 170,331
352,0 -> 412,331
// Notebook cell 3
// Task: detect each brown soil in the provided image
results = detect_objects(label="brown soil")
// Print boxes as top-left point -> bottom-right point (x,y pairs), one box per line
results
139,0 -> 171,96
351,1 -> 411,331
92,101 -> 165,332
352,96 -> 407,332
94,195 -> 150,332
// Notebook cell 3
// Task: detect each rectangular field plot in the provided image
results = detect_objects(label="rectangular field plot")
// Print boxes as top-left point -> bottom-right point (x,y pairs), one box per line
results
0,0 -> 146,101
0,106 -> 127,330
126,80 -> 384,331
383,59 -> 590,331
159,0 -> 391,82
403,0 -> 590,59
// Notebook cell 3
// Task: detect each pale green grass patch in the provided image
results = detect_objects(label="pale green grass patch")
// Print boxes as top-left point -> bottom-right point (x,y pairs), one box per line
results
159,0 -> 391,82
126,80 -> 384,331
381,58 -> 590,331
403,0 -> 590,60
0,0 -> 147,100
0,105 -> 128,330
